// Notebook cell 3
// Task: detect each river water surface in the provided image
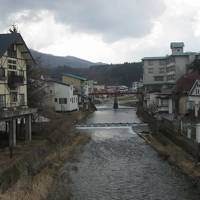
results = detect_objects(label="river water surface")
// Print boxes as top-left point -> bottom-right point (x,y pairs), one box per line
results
50,104 -> 200,200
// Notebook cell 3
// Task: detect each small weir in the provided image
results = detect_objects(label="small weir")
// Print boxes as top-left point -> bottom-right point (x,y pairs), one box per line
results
76,122 -> 148,129
49,105 -> 200,200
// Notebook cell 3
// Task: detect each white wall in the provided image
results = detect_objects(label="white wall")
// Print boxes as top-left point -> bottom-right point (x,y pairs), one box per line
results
143,60 -> 166,85
54,83 -> 78,112
44,82 -> 78,112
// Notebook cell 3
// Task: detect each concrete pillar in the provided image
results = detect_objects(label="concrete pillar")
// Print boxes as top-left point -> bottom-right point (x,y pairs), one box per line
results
9,119 -> 16,147
196,123 -> 200,143
25,115 -> 32,142
187,127 -> 191,139
168,99 -> 173,114
195,103 -> 199,118
113,96 -> 118,109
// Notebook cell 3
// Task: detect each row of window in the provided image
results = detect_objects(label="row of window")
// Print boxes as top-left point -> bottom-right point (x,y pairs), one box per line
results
0,68 -> 25,78
147,66 -> 176,74
148,67 -> 165,74
152,75 -> 175,82
148,60 -> 166,66
0,93 -> 25,108
147,57 -> 175,66
166,66 -> 175,73
154,76 -> 164,81
55,97 -> 78,104
167,74 -> 175,81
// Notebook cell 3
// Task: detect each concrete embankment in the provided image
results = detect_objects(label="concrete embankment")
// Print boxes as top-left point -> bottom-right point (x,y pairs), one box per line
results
0,109 -> 93,200
137,106 -> 200,190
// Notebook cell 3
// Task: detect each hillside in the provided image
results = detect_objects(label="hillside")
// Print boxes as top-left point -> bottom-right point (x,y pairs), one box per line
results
31,49 -> 104,68
49,62 -> 143,87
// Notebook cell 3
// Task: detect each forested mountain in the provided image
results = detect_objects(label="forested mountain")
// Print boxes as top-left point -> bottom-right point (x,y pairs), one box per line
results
48,62 -> 143,87
31,49 -> 104,68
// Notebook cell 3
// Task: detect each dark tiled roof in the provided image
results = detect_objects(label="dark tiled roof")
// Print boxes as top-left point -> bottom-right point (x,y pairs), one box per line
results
174,71 -> 200,93
0,33 -> 19,57
0,32 -> 35,64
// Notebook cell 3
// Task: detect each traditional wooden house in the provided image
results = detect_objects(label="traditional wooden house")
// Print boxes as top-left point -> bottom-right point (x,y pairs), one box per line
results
188,80 -> 200,117
173,71 -> 200,116
0,32 -> 36,148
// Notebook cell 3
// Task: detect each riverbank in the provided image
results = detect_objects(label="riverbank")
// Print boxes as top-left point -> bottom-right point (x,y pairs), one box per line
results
118,96 -> 138,107
137,107 -> 200,189
0,109 -> 93,200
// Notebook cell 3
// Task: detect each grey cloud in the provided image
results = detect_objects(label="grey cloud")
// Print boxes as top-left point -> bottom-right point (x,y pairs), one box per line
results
0,0 -> 165,42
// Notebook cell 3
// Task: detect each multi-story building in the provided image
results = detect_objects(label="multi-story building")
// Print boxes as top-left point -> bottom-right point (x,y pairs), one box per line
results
142,42 -> 196,91
43,80 -> 78,112
0,32 -> 36,147
62,73 -> 89,96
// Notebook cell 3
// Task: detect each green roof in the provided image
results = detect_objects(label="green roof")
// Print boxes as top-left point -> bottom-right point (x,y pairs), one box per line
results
170,42 -> 184,48
63,73 -> 87,81
142,56 -> 166,61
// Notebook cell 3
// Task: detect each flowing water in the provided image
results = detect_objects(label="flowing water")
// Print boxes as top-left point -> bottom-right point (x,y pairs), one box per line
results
49,104 -> 200,200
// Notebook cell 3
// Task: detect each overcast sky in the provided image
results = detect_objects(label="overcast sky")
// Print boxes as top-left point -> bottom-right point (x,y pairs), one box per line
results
1,0 -> 200,63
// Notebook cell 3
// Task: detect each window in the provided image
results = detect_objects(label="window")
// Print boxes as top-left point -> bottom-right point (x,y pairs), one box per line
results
7,44 -> 17,58
161,99 -> 168,107
8,59 -> 17,70
159,68 -> 165,73
168,57 -> 175,63
167,75 -> 175,81
148,68 -> 154,74
159,60 -> 166,65
154,76 -> 164,81
166,66 -> 175,72
19,70 -> 24,77
195,88 -> 200,95
0,67 -> 5,78
10,92 -> 17,103
59,98 -> 67,104
19,94 -> 25,106
148,60 -> 154,66
0,95 -> 6,108
55,98 -> 57,103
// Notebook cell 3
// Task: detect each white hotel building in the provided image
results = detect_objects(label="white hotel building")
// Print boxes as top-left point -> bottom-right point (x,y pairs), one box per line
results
142,42 -> 196,91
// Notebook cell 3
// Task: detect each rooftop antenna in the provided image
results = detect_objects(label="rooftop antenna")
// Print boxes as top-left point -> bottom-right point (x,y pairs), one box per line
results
9,24 -> 18,33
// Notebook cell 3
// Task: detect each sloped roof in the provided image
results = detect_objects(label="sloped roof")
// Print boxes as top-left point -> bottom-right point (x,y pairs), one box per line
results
0,32 -> 35,65
46,79 -> 70,87
189,80 -> 200,96
174,71 -> 200,93
63,73 -> 87,81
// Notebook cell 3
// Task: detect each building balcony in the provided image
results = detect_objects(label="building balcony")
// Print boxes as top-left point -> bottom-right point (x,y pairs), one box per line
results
0,107 -> 37,120
157,105 -> 169,112
8,73 -> 24,89
166,62 -> 175,67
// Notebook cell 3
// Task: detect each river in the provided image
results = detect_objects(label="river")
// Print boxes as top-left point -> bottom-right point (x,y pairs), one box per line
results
49,104 -> 200,200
